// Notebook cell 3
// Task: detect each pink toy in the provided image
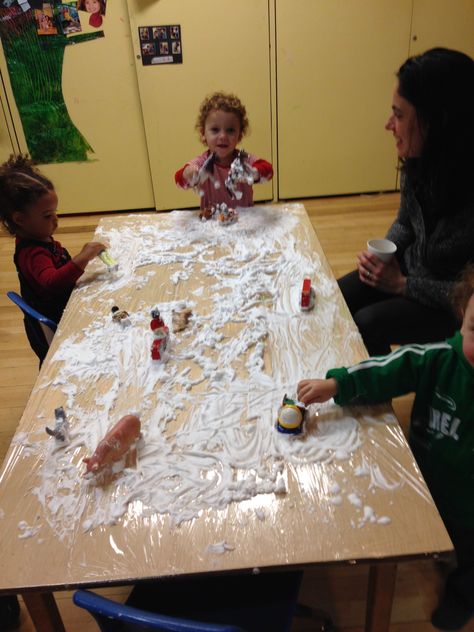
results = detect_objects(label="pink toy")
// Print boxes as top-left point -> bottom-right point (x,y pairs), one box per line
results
83,414 -> 141,474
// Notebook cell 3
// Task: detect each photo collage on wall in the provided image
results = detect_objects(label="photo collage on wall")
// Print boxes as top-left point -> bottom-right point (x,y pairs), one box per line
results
138,24 -> 183,66
0,0 -> 107,34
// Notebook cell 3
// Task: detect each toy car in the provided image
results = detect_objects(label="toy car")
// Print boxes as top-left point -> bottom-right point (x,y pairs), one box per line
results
276,394 -> 306,434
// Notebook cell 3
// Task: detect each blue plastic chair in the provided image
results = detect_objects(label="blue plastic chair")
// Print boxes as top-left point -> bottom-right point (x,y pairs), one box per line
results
73,590 -> 246,632
7,290 -> 57,350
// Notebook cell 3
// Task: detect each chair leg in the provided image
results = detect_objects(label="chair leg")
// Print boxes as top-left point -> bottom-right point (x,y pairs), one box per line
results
295,602 -> 335,631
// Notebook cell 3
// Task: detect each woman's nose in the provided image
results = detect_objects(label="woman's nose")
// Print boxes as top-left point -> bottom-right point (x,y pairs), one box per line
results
385,115 -> 394,131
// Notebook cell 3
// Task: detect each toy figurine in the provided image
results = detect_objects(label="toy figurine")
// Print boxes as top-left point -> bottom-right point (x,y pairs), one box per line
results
45,406 -> 70,444
191,152 -> 220,197
172,306 -> 192,333
199,203 -> 237,224
199,206 -> 216,221
111,305 -> 130,327
224,150 -> 257,200
276,395 -> 306,435
217,203 -> 238,225
150,307 -> 170,361
150,307 -> 165,331
83,413 -> 141,475
98,249 -> 118,272
300,278 -> 316,311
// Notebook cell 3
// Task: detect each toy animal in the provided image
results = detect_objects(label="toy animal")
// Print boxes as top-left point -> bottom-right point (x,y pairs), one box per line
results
172,307 -> 192,333
83,414 -> 141,474
193,152 -> 220,196
45,406 -> 70,443
216,203 -> 238,225
224,150 -> 256,200
111,305 -> 130,326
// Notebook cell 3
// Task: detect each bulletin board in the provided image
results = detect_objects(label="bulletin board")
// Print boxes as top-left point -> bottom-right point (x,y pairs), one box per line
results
0,1 -> 105,163
138,24 -> 183,65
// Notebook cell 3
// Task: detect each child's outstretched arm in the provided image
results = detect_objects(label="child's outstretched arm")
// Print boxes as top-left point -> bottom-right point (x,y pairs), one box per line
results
18,240 -> 108,296
175,153 -> 210,189
297,378 -> 338,406
300,344 -> 431,409
180,164 -> 201,187
72,241 -> 107,270
247,157 -> 273,183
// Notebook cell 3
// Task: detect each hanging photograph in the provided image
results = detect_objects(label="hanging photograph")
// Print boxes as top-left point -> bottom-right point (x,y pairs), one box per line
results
138,24 -> 182,66
77,0 -> 106,28
56,2 -> 82,35
35,3 -> 57,34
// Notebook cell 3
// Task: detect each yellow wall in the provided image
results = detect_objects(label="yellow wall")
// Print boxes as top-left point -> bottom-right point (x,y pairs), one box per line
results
409,0 -> 474,58
276,0 -> 412,198
0,74 -> 17,162
0,0 -> 155,214
2,1 -> 474,209
126,0 -> 274,211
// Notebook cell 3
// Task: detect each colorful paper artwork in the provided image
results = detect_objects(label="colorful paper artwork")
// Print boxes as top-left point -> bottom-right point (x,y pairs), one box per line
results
77,0 -> 106,28
138,24 -> 183,66
56,2 -> 81,35
0,8 -> 104,163
35,3 -> 57,35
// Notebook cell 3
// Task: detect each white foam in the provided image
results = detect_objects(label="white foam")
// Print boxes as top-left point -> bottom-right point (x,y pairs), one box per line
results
17,206 -> 401,538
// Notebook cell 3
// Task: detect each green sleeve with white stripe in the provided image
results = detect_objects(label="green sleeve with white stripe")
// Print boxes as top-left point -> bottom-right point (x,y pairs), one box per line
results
326,345 -> 431,406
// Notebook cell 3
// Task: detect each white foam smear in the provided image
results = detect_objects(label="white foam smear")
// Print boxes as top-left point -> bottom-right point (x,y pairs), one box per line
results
14,206 -> 407,538
206,541 -> 235,555
18,520 -> 41,539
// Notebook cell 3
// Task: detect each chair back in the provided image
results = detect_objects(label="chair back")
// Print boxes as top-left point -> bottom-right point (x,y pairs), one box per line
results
73,590 -> 246,632
7,291 -> 57,346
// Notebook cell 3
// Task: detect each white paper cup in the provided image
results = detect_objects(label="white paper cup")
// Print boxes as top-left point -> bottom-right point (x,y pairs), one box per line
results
367,238 -> 397,263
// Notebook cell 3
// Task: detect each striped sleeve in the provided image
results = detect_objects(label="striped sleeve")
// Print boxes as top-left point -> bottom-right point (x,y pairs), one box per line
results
327,342 -> 451,406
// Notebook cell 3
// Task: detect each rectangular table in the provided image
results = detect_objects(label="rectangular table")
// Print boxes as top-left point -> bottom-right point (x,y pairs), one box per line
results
0,204 -> 452,631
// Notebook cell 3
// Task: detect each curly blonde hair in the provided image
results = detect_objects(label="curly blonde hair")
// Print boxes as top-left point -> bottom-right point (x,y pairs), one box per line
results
452,263 -> 474,321
196,92 -> 249,139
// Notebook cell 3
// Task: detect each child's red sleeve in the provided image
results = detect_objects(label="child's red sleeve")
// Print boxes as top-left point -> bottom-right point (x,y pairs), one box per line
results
252,159 -> 273,182
18,247 -> 83,297
175,165 -> 190,189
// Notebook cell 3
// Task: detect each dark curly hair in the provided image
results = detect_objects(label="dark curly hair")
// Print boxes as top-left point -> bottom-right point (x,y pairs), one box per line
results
397,48 -> 474,214
195,92 -> 249,140
0,154 -> 54,235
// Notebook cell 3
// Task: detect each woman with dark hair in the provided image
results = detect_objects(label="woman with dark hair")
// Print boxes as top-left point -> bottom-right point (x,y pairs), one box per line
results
338,48 -> 474,356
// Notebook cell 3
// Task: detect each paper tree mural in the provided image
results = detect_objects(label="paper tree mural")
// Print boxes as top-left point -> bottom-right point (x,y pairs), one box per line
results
0,8 -> 103,163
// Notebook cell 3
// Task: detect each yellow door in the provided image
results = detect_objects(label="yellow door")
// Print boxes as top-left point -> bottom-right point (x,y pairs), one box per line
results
410,0 -> 474,58
0,0 -> 154,214
276,0 -> 412,199
126,0 -> 273,211
0,76 -> 17,162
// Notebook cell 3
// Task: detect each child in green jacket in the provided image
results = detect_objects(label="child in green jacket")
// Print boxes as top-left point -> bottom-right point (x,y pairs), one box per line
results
297,264 -> 474,632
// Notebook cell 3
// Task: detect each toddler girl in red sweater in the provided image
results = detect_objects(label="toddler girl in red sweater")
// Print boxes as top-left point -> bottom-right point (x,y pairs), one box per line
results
0,154 -> 106,364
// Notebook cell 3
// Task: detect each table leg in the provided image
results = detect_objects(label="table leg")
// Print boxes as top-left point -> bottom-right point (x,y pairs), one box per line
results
365,563 -> 397,632
22,592 -> 66,632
